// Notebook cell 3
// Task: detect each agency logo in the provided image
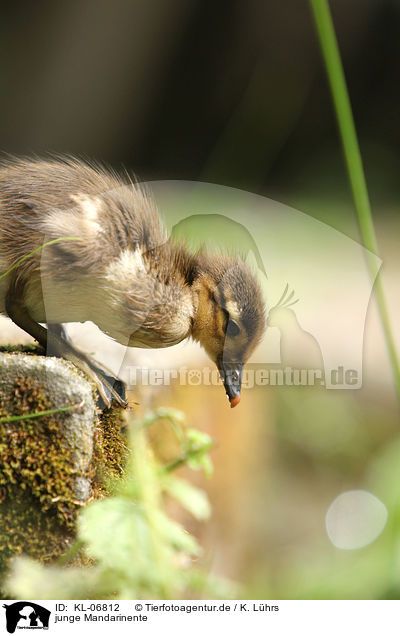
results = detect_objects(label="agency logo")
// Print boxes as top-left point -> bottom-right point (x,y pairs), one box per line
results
39,181 -> 381,395
3,603 -> 51,634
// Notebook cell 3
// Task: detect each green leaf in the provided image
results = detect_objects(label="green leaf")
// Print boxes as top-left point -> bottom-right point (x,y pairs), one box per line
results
78,497 -> 151,573
6,557 -> 105,600
154,511 -> 202,556
164,476 -> 211,520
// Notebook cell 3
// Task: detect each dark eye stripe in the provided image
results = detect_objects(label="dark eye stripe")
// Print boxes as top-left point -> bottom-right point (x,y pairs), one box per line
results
226,320 -> 240,337
221,307 -> 230,331
213,288 -> 226,308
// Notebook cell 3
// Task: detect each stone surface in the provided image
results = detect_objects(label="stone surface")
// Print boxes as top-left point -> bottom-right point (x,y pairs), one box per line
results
0,350 -> 127,589
0,352 -> 100,573
0,352 -> 97,504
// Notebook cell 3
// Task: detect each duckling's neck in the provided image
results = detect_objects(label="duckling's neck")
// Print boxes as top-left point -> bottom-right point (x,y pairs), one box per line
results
140,243 -> 215,349
96,242 -> 213,349
190,273 -> 215,343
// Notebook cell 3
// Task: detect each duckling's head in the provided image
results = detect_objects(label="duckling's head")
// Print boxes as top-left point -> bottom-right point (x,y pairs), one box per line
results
191,254 -> 266,407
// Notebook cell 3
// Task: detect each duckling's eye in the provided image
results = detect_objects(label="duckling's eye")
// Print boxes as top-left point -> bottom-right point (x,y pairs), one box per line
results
226,319 -> 240,338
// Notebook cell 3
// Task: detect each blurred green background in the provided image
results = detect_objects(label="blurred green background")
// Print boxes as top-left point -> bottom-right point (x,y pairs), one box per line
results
1,0 -> 400,599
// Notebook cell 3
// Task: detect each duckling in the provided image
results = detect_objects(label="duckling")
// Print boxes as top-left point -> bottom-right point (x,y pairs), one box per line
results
0,157 -> 266,408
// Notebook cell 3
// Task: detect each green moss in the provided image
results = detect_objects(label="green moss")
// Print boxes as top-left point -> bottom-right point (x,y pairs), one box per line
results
0,491 -> 72,571
0,357 -> 128,580
0,344 -> 45,355
92,404 -> 129,495
0,375 -> 80,520
0,376 -> 79,575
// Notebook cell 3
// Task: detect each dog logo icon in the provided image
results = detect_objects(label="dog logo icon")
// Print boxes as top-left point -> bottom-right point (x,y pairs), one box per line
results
3,602 -> 51,633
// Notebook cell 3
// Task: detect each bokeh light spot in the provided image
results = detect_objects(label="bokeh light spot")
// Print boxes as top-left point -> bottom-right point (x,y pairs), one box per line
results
325,490 -> 388,550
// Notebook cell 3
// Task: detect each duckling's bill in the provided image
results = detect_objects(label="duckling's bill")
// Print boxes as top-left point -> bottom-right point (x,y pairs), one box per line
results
218,361 -> 243,408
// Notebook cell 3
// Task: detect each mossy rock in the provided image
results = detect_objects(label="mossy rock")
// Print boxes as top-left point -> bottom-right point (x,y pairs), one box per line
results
0,352 -> 128,579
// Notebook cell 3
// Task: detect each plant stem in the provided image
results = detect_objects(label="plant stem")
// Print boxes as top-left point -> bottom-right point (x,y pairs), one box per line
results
309,0 -> 400,402
0,236 -> 81,281
0,401 -> 84,423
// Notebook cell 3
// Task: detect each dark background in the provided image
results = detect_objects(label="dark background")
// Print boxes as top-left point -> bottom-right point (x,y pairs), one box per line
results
2,0 -> 400,212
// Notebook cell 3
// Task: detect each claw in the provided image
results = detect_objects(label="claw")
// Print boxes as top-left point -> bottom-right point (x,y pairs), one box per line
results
47,328 -> 127,409
70,358 -> 127,410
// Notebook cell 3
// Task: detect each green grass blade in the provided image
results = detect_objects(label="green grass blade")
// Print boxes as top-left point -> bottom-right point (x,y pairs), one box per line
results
0,237 -> 81,282
0,400 -> 84,424
309,0 -> 400,402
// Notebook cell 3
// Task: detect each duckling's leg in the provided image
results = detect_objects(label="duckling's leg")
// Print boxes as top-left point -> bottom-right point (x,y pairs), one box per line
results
45,323 -> 127,408
47,323 -> 127,409
5,280 -> 126,409
47,323 -> 71,345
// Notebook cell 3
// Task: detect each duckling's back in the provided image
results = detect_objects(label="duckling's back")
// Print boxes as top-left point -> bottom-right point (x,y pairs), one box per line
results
0,157 -> 165,317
